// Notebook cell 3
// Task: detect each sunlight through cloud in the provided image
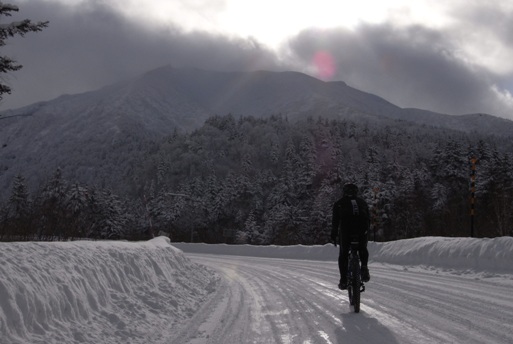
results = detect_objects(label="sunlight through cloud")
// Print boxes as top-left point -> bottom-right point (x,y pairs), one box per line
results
313,51 -> 337,80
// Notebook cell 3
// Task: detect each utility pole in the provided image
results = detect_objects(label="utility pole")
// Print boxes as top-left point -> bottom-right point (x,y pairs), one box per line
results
469,155 -> 478,237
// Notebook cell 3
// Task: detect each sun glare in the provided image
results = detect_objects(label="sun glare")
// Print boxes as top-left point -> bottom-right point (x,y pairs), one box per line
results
109,0 -> 412,48
219,0 -> 396,48
216,0 -> 456,48
313,51 -> 337,80
101,0 -> 456,51
105,0 -> 463,60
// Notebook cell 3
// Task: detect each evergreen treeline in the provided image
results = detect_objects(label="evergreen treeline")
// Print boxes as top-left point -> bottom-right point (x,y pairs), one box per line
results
1,114 -> 512,243
0,170 -> 145,241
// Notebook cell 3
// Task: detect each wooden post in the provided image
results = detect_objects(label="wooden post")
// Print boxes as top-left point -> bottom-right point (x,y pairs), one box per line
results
469,156 -> 478,237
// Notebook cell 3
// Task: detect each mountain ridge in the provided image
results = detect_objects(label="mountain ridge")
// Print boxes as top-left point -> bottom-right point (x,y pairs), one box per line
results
3,65 -> 512,135
1,66 -> 512,197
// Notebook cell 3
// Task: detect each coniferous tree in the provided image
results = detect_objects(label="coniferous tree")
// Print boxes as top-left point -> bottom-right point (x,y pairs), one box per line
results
94,189 -> 126,239
6,174 -> 31,239
67,183 -> 88,238
487,152 -> 513,236
0,3 -> 48,102
0,202 -> 8,240
3,113 -> 511,243
37,168 -> 69,240
8,174 -> 29,214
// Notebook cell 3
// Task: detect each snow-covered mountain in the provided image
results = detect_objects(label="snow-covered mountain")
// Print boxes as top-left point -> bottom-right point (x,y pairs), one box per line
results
3,65 -> 512,134
1,66 -> 512,195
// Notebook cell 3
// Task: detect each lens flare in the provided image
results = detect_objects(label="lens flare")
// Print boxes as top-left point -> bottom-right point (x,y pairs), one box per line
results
313,51 -> 336,80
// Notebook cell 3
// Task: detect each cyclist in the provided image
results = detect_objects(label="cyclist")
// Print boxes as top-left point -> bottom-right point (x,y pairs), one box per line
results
331,183 -> 370,290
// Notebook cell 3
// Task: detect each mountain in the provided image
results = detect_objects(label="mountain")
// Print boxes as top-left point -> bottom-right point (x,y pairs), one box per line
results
3,65 -> 512,133
1,65 -> 512,196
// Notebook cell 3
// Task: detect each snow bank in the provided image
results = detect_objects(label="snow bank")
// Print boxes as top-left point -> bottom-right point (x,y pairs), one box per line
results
369,236 -> 513,273
173,236 -> 513,274
0,237 -> 218,344
2,236 -> 511,343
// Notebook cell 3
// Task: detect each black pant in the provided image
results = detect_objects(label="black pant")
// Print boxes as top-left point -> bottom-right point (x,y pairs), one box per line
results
338,238 -> 369,282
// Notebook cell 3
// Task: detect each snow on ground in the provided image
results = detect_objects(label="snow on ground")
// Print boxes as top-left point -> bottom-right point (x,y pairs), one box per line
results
1,236 -> 512,343
173,236 -> 513,274
0,237 -> 218,344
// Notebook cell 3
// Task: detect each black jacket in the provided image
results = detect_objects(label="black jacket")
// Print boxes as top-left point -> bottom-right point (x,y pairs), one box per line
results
331,196 -> 370,244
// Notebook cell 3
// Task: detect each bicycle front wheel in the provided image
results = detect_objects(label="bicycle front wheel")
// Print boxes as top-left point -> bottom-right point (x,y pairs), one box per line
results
351,261 -> 361,313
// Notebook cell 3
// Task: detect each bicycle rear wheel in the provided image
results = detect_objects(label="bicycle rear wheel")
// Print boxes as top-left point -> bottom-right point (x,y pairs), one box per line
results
351,261 -> 361,313
352,277 -> 360,313
347,283 -> 353,306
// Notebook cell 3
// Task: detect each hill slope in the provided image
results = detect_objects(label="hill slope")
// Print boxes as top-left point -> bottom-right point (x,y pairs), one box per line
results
1,66 -> 512,195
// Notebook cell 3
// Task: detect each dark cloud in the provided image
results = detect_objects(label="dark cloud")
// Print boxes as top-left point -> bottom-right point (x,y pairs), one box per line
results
455,4 -> 513,48
287,23 -> 512,117
0,0 -> 281,109
1,1 -> 512,120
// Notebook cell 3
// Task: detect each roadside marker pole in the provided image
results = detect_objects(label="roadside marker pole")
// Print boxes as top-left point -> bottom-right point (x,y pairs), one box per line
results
470,156 -> 478,237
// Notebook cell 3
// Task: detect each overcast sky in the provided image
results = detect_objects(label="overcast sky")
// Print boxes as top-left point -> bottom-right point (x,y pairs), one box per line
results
1,0 -> 513,120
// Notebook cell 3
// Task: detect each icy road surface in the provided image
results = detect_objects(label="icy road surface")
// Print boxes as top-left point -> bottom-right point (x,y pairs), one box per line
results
170,254 -> 513,344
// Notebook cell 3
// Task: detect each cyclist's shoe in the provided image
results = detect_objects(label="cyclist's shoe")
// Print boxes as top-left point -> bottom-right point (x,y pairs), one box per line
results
338,279 -> 348,290
361,266 -> 370,282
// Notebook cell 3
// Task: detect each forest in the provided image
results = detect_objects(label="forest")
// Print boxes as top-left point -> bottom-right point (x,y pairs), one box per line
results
1,114 -> 512,243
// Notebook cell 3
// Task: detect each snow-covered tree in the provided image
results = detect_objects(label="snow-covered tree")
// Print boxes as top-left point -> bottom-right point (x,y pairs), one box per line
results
6,174 -> 32,238
485,152 -> 513,236
37,168 -> 70,240
3,112 -> 511,243
93,189 -> 127,239
8,174 -> 30,216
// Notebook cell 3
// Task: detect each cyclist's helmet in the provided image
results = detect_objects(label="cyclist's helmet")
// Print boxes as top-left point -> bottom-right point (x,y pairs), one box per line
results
343,183 -> 359,198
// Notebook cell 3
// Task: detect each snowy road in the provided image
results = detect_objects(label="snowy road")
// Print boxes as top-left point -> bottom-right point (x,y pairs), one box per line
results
170,254 -> 513,344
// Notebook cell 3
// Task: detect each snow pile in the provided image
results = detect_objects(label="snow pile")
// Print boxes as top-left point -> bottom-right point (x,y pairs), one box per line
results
1,236 -> 512,343
173,236 -> 513,274
369,236 -> 513,273
0,237 -> 218,344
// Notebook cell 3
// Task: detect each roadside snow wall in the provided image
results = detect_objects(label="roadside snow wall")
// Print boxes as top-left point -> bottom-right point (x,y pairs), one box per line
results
0,237 -> 218,344
173,236 -> 513,274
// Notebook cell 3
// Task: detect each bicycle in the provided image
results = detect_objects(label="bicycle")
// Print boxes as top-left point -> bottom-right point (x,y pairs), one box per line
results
347,239 -> 365,313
